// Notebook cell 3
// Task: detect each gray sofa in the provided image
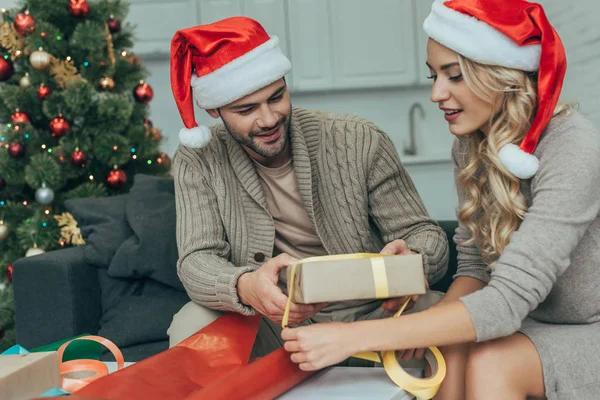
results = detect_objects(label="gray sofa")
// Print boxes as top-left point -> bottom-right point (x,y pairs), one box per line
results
12,174 -> 459,361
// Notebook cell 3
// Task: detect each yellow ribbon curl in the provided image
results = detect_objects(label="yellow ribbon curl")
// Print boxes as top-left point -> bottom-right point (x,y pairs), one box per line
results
282,253 -> 446,400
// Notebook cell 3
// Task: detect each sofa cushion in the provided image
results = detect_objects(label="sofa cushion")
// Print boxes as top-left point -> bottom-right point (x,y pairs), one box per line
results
97,269 -> 189,349
65,195 -> 133,269
107,175 -> 183,291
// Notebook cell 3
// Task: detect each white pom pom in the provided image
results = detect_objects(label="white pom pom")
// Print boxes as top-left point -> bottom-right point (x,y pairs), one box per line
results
498,143 -> 539,179
179,125 -> 212,148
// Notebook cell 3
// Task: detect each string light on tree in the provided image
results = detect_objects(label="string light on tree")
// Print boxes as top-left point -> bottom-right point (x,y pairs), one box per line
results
48,114 -> 71,138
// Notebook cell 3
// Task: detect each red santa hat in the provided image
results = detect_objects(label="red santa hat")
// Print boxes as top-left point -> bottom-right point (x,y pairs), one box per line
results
424,0 -> 567,179
170,17 -> 292,148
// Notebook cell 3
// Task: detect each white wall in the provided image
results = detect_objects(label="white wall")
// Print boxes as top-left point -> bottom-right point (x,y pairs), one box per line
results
143,0 -> 599,220
1,0 -> 596,220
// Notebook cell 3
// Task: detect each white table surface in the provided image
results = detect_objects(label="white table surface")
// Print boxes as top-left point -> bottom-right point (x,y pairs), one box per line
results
103,363 -> 421,399
278,367 -> 421,400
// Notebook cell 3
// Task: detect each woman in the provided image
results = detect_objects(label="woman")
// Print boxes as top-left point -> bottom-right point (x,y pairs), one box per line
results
281,1 -> 600,399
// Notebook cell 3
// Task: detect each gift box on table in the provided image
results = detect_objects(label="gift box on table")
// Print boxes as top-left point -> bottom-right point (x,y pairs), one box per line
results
0,351 -> 61,400
287,254 -> 426,304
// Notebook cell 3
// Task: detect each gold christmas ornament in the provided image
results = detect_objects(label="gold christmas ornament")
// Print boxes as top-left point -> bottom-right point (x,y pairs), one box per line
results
0,220 -> 9,240
104,23 -> 116,67
98,76 -> 115,90
25,245 -> 45,257
0,21 -> 27,60
55,212 -> 86,246
30,48 -> 51,70
49,56 -> 87,89
19,73 -> 31,88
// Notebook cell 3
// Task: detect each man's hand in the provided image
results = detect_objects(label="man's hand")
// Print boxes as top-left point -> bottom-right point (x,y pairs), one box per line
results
379,239 -> 428,314
237,253 -> 327,325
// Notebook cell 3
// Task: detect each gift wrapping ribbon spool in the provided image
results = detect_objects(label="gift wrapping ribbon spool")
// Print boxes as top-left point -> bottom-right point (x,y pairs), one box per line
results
282,253 -> 446,400
57,335 -> 124,392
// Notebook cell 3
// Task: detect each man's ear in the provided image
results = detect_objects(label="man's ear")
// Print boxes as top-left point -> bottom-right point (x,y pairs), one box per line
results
206,109 -> 220,119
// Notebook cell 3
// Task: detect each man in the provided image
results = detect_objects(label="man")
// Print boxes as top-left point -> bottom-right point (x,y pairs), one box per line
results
167,16 -> 449,360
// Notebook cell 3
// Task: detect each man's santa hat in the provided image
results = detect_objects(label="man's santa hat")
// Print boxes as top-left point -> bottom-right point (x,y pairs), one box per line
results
170,17 -> 291,149
424,0 -> 567,179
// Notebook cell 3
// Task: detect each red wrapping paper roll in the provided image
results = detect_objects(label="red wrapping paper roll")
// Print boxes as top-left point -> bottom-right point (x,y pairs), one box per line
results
186,347 -> 316,400
73,313 -> 315,399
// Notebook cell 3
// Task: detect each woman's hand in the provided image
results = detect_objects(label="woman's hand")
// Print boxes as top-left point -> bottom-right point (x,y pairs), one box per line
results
281,322 -> 364,371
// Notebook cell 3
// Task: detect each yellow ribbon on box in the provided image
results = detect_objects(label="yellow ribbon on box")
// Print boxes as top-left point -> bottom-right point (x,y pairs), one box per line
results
282,253 -> 446,400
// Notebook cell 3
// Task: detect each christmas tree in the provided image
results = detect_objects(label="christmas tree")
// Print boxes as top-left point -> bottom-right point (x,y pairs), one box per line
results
0,0 -> 171,351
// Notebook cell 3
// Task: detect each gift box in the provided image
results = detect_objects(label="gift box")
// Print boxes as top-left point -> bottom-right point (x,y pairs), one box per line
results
287,254 -> 426,304
0,351 -> 61,400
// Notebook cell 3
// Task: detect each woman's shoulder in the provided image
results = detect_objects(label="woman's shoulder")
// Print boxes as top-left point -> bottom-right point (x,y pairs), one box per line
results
535,110 -> 600,176
537,110 -> 600,156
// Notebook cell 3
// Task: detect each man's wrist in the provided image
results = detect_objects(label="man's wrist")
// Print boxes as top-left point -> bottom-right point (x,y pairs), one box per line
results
237,271 -> 253,306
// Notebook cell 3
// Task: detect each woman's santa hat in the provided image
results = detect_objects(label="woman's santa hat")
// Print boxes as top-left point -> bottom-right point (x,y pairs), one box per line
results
424,0 -> 567,179
170,17 -> 291,148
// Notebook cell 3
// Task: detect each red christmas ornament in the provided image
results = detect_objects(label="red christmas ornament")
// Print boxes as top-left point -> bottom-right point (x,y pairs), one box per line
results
0,58 -> 14,82
144,118 -> 153,128
14,12 -> 35,35
37,84 -> 52,99
10,111 -> 30,125
71,150 -> 87,167
49,115 -> 71,138
68,0 -> 89,18
106,169 -> 127,189
133,82 -> 154,103
8,142 -> 24,158
0,175 -> 5,191
6,264 -> 13,283
107,17 -> 121,33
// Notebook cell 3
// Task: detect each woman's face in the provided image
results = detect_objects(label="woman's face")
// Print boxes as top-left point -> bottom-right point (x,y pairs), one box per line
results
426,38 -> 497,136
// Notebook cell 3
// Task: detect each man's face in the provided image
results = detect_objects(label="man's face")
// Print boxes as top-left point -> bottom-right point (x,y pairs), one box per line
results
212,79 -> 292,160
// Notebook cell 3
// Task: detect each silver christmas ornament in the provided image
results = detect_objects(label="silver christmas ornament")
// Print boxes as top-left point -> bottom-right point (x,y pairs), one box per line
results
19,74 -> 32,88
35,183 -> 54,205
0,221 -> 9,240
26,246 -> 46,257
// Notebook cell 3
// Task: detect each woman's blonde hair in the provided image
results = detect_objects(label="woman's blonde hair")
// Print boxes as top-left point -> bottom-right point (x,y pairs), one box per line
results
455,55 -> 573,264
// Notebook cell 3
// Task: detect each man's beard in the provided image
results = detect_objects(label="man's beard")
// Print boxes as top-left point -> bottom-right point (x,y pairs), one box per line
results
222,109 -> 292,159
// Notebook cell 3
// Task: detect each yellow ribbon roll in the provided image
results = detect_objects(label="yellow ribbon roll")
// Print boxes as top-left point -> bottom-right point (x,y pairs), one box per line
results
282,253 -> 446,400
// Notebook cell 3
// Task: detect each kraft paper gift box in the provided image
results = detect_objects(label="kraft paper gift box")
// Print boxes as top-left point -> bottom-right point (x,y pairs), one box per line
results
0,351 -> 61,400
287,254 -> 426,304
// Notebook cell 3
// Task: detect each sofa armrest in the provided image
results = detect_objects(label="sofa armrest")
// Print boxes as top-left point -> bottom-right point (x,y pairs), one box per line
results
13,246 -> 102,348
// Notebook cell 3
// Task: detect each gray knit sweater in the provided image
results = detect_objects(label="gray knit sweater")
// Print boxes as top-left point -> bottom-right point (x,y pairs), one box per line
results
453,112 -> 600,341
173,107 -> 449,315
